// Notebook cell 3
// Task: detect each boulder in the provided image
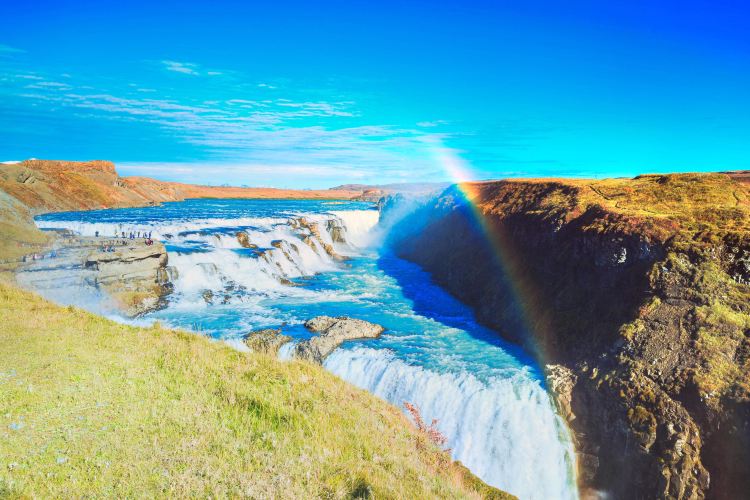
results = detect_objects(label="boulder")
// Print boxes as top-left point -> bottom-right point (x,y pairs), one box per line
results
244,328 -> 292,356
236,231 -> 258,249
293,316 -> 384,364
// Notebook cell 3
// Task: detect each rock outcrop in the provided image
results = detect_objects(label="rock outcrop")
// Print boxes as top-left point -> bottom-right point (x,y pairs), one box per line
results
293,316 -> 384,364
244,328 -> 292,356
387,174 -> 750,499
15,238 -> 172,317
236,231 -> 258,249
290,217 -> 346,260
83,242 -> 172,316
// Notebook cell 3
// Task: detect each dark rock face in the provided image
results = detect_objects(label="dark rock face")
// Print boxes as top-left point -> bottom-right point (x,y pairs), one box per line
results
387,181 -> 750,499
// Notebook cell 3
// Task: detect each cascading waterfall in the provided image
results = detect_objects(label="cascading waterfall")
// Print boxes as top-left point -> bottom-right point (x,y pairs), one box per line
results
33,199 -> 578,499
325,348 -> 576,499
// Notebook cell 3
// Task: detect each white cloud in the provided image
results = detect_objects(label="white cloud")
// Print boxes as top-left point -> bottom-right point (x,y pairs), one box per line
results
14,74 -> 43,80
161,60 -> 200,75
10,69 -> 453,185
161,60 -> 226,77
417,120 -> 448,128
25,81 -> 72,90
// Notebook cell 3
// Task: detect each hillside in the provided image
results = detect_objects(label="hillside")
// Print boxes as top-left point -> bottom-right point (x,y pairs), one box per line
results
0,283 -> 509,498
0,160 -> 360,215
388,172 -> 750,499
0,191 -> 49,263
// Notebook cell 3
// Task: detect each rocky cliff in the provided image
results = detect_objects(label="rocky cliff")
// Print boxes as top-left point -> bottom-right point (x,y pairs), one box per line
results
387,173 -> 750,499
15,236 -> 173,316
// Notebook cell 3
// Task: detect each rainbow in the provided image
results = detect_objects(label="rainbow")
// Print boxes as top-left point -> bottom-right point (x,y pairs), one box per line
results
432,147 -> 553,361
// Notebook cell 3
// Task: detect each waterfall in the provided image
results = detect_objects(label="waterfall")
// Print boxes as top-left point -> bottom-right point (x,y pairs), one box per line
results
329,210 -> 380,248
34,201 -> 578,499
325,347 -> 578,500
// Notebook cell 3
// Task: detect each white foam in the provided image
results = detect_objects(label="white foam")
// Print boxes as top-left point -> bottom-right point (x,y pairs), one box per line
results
329,210 -> 380,248
34,211 -> 379,309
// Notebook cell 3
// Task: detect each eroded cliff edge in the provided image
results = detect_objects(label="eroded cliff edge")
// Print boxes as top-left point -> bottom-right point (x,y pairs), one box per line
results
387,173 -> 750,499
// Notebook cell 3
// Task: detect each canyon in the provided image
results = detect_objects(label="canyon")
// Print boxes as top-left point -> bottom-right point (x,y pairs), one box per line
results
3,159 -> 749,498
387,173 -> 750,499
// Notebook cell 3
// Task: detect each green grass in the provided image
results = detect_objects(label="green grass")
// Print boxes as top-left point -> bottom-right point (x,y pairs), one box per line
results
0,283 -> 511,498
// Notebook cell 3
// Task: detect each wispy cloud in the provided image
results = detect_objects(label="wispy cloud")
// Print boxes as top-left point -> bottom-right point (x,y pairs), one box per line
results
417,120 -> 448,128
25,81 -> 72,90
5,62 -> 454,185
161,60 -> 200,75
161,60 -> 227,77
13,74 -> 43,80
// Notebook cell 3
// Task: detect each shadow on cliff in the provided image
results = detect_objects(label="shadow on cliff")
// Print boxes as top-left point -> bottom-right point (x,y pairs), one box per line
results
374,251 -> 537,370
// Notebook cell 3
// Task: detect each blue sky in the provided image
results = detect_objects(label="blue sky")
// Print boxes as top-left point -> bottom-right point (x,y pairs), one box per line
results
1,0 -> 748,188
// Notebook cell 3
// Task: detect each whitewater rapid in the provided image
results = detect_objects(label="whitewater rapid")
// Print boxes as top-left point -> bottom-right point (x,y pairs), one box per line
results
33,199 -> 578,499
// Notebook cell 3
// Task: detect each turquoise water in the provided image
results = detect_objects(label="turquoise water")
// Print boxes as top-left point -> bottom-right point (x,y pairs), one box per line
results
36,199 -> 578,499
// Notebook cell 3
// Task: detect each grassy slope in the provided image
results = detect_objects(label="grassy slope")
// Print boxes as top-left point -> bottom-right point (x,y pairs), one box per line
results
0,283 -> 510,499
0,191 -> 48,263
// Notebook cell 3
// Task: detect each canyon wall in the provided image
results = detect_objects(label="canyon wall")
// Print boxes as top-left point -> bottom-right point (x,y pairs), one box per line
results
387,173 -> 750,499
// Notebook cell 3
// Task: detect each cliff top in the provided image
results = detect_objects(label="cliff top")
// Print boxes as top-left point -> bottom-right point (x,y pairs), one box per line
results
462,172 -> 750,242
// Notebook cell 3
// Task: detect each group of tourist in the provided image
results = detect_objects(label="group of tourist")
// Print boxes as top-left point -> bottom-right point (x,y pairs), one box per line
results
93,230 -> 156,247
94,230 -> 154,239
97,240 -> 128,253
121,230 -> 153,240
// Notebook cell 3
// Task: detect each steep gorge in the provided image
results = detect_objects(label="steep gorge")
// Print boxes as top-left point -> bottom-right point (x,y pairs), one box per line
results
387,173 -> 750,499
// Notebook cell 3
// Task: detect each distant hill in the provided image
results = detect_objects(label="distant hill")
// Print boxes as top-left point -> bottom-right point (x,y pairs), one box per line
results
0,159 -> 361,215
331,182 -> 450,193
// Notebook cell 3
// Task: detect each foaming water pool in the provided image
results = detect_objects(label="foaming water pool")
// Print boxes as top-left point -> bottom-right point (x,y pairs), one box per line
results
35,198 -> 578,499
